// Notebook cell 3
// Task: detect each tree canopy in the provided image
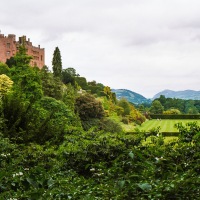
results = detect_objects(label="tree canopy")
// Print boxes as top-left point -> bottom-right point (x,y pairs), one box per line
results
149,100 -> 164,114
52,47 -> 62,78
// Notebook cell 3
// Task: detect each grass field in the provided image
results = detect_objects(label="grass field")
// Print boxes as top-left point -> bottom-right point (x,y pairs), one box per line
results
108,114 -> 200,133
137,119 -> 200,132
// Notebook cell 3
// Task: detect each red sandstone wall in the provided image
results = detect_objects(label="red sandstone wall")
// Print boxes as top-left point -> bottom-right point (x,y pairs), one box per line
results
27,44 -> 45,69
0,34 -> 17,63
0,34 -> 45,69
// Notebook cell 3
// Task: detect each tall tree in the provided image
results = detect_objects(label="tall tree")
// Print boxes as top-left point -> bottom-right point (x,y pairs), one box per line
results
117,98 -> 131,116
149,100 -> 164,114
52,47 -> 62,78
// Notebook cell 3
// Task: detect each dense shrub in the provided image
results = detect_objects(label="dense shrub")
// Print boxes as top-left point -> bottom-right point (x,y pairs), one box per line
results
3,96 -> 80,144
75,93 -> 105,121
0,62 -> 10,75
121,116 -> 129,124
1,122 -> 200,199
98,118 -> 123,133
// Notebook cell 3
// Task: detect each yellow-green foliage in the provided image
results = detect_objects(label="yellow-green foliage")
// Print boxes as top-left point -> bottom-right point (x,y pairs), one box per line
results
0,74 -> 13,96
163,108 -> 181,115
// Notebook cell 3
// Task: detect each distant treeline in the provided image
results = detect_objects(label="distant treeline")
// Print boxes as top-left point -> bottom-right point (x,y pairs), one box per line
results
155,95 -> 200,114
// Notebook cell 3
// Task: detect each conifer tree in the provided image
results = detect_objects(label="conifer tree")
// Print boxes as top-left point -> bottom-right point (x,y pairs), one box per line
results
52,47 -> 62,78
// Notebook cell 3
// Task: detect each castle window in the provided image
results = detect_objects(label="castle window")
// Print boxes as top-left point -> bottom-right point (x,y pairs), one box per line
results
6,51 -> 10,56
7,43 -> 10,48
41,55 -> 43,61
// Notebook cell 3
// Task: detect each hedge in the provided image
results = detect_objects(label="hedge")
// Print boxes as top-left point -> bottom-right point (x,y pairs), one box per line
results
150,114 -> 200,119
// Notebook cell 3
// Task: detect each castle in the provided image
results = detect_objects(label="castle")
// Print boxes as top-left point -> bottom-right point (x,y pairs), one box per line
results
0,33 -> 45,69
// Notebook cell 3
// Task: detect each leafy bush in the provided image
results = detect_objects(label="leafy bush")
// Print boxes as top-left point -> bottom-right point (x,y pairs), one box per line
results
0,62 -> 10,75
121,117 -> 129,124
75,93 -> 105,120
3,96 -> 80,144
1,123 -> 200,199
98,118 -> 123,133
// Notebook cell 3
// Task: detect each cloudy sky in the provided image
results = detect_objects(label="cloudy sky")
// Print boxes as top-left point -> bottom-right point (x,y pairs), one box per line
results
1,0 -> 200,98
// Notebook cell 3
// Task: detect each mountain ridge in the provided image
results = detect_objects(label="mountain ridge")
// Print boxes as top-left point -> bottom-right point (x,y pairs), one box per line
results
153,89 -> 200,100
112,89 -> 200,104
112,89 -> 151,105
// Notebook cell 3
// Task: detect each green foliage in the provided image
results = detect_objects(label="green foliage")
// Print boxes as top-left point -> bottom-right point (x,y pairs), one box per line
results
14,44 -> 33,67
1,119 -> 200,199
117,98 -> 131,116
155,95 -> 200,114
75,76 -> 88,89
52,47 -> 62,78
115,105 -> 124,116
40,66 -> 63,100
103,86 -> 116,103
0,62 -> 10,75
62,68 -> 75,85
121,116 -> 129,124
98,118 -> 123,133
30,97 -> 80,143
75,94 -> 105,130
6,56 -> 16,68
2,95 -> 80,144
0,74 -> 13,97
7,46 -> 43,103
87,81 -> 104,96
163,108 -> 181,114
175,121 -> 200,143
62,83 -> 76,111
63,67 -> 79,77
9,66 -> 43,103
149,100 -> 164,114
75,93 -> 105,121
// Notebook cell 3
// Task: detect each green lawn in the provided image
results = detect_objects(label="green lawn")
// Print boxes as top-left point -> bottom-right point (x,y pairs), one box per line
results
137,119 -> 200,132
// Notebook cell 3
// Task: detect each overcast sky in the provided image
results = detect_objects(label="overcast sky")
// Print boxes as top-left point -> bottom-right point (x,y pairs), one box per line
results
1,0 -> 200,98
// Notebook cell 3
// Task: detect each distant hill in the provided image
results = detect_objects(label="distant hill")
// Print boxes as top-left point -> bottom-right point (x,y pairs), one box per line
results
153,89 -> 200,100
112,89 -> 151,105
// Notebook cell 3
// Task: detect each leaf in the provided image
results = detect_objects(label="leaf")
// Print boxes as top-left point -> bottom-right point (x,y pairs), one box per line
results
26,177 -> 38,188
118,180 -> 125,188
138,183 -> 152,191
128,151 -> 134,159
47,178 -> 55,188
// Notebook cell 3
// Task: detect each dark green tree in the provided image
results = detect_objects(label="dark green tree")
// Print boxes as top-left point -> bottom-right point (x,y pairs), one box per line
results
6,56 -> 16,68
40,66 -> 62,100
0,62 -> 10,75
75,93 -> 105,121
62,69 -> 76,86
149,100 -> 164,114
52,47 -> 62,78
117,98 -> 131,116
75,77 -> 88,89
